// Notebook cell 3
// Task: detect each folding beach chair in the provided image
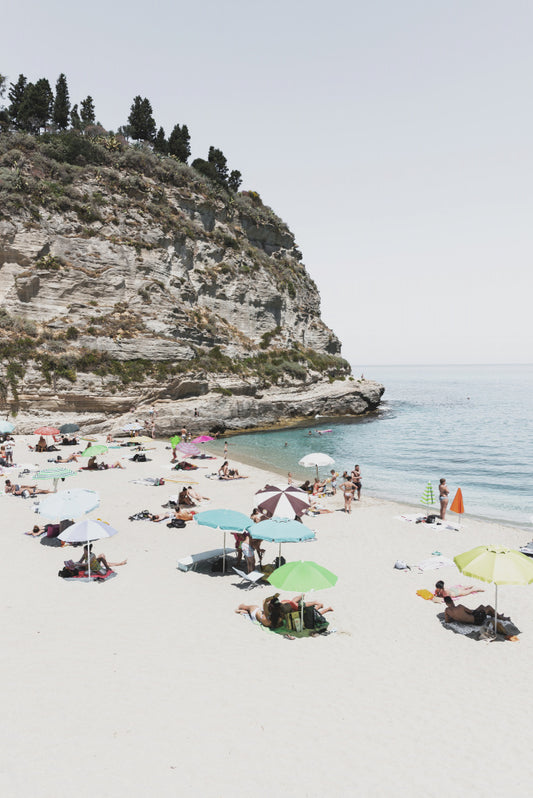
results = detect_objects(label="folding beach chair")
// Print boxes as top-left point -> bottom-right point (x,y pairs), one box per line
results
232,567 -> 265,590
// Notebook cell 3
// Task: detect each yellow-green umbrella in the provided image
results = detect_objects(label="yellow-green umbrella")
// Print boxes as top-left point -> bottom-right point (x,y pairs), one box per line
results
454,545 -> 533,634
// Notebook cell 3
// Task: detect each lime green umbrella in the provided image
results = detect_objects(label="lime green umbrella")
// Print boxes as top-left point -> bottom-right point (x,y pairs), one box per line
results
170,435 -> 181,447
267,560 -> 337,629
81,444 -> 109,457
454,545 -> 533,635
420,481 -> 435,509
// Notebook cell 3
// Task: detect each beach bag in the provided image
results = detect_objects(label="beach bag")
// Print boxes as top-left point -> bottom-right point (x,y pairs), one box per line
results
425,514 -> 438,524
167,518 -> 186,528
285,611 -> 303,633
394,560 -> 409,570
303,606 -> 329,631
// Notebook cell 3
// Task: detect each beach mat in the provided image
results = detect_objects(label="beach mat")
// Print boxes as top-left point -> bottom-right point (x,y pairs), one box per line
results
437,612 -> 520,641
61,568 -> 117,583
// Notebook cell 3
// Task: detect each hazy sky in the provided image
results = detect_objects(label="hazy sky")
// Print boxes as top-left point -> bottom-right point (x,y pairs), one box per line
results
3,0 -> 532,365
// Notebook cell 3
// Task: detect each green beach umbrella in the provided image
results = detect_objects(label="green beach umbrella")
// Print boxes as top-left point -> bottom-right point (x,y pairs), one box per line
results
267,560 -> 338,629
34,466 -> 77,493
81,444 -> 109,458
454,545 -> 533,636
420,481 -> 435,509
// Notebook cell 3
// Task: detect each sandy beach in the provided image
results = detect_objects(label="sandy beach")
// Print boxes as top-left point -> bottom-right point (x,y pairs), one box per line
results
1,435 -> 532,797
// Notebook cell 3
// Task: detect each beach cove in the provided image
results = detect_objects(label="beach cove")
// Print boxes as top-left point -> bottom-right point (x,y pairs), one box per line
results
1,435 -> 533,797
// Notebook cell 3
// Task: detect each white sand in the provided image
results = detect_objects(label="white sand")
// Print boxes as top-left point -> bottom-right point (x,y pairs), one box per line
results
1,436 -> 533,797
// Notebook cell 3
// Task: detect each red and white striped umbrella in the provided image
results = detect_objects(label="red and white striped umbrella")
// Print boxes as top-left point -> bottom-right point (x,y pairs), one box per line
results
34,426 -> 60,436
176,441 -> 201,457
255,484 -> 310,519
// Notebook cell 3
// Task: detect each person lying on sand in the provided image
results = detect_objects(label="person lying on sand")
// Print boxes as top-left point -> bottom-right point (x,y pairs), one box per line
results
443,596 -> 509,625
5,480 -> 51,496
434,580 -> 484,600
218,461 -> 248,479
187,486 -> 209,502
278,595 -> 334,615
54,453 -> 80,463
235,596 -> 284,629
82,457 -> 124,470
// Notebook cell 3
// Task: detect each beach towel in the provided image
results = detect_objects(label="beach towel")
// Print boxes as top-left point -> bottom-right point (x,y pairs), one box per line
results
130,477 -> 165,487
60,568 -> 117,582
397,513 -> 460,532
437,612 -> 519,641
416,589 -> 434,600
415,556 -> 455,572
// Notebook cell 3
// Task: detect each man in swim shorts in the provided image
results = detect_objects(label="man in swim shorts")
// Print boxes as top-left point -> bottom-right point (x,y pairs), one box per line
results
443,596 -> 508,625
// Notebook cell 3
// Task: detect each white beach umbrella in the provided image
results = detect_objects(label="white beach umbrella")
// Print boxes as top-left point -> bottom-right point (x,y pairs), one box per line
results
38,489 -> 99,521
58,519 -> 118,581
298,452 -> 335,479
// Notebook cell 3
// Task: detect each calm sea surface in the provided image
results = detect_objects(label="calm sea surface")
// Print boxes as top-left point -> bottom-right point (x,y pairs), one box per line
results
208,364 -> 533,529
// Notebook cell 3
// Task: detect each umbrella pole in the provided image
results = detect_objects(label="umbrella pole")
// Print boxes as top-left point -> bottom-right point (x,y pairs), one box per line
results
223,531 -> 226,574
300,592 -> 305,631
87,535 -> 91,582
493,584 -> 498,636
278,542 -> 281,566
53,478 -> 58,493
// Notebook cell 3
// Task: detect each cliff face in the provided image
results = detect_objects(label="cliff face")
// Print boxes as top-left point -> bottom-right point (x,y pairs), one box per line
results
0,132 -> 384,432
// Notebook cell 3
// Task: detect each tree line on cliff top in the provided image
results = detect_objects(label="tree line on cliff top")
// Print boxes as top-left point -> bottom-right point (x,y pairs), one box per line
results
0,72 -> 242,193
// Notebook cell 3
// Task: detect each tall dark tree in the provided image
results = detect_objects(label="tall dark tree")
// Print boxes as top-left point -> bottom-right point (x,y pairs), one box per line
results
17,79 -> 53,133
128,96 -> 156,141
80,96 -> 95,127
191,157 -> 218,182
70,103 -> 82,130
8,74 -> 27,128
153,126 -> 168,154
208,146 -> 229,184
53,73 -> 70,129
228,169 -> 242,193
167,123 -> 190,162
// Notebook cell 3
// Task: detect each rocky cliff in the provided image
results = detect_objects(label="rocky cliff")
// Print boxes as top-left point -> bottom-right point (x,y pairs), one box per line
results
0,130 -> 384,433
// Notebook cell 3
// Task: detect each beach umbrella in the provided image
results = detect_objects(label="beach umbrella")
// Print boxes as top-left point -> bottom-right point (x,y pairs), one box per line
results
247,517 -> 315,564
255,484 -> 310,519
34,426 -> 60,437
81,444 -> 109,458
267,560 -> 338,628
420,481 -> 435,509
176,442 -> 201,457
298,452 -> 335,479
34,466 -> 77,493
59,423 -> 80,434
123,422 -> 143,433
195,509 -> 251,573
170,435 -> 181,449
0,420 -> 14,434
38,488 -> 99,522
450,488 -> 465,527
192,435 -> 215,443
454,545 -> 533,636
58,519 -> 118,580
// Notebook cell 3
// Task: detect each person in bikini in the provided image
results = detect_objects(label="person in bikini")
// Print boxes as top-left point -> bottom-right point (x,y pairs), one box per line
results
235,595 -> 284,628
351,465 -> 362,500
340,477 -> 356,513
434,580 -> 484,599
439,478 -> 450,520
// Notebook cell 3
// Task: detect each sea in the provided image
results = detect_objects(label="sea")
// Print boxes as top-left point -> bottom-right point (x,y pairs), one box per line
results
207,364 -> 533,530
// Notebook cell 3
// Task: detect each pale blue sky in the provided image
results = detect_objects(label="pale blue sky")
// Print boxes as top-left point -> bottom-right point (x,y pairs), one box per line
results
3,0 -> 532,365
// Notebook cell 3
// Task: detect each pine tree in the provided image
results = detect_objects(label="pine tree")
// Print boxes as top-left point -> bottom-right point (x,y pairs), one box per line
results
70,104 -> 82,130
128,96 -> 156,141
153,126 -> 168,154
53,73 -> 70,129
80,96 -> 95,127
8,74 -> 27,128
18,78 -> 53,132
228,170 -> 242,193
208,146 -> 229,184
167,123 -> 191,162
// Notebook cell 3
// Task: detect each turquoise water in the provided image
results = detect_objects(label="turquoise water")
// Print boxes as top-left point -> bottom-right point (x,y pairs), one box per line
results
208,364 -> 533,529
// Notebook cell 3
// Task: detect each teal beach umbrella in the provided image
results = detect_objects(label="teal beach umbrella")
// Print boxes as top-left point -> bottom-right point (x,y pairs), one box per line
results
34,466 -> 77,492
195,509 -> 251,573
247,517 -> 315,564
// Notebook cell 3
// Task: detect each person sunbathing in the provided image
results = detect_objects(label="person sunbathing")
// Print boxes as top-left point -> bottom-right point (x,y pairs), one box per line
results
434,580 -> 484,599
187,486 -> 209,502
235,596 -> 283,628
279,595 -> 334,615
178,487 -> 196,507
5,480 -> 51,496
54,453 -> 80,463
443,596 -> 509,625
83,457 -> 124,470
218,461 -> 247,479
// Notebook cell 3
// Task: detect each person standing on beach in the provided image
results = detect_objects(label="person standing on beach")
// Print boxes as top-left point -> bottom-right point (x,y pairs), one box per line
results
224,441 -> 228,458
340,477 -> 356,513
351,465 -> 362,500
439,478 -> 449,520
